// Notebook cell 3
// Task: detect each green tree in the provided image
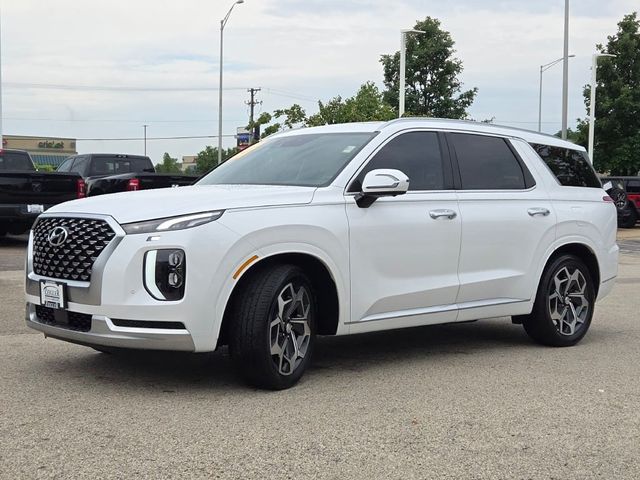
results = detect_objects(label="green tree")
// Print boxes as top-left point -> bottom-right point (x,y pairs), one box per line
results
307,82 -> 396,126
380,17 -> 478,118
194,146 -> 239,174
155,152 -> 182,173
252,83 -> 395,138
576,12 -> 640,175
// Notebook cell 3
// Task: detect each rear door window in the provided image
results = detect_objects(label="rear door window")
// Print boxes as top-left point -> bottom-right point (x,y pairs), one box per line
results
530,144 -> 601,188
450,133 -> 531,190
625,180 -> 640,194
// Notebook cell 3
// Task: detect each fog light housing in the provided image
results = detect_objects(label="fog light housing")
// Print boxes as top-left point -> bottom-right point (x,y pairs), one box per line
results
144,249 -> 186,301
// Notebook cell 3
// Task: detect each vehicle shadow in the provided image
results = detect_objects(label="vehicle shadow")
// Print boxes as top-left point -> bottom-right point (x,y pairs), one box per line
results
36,318 -> 537,392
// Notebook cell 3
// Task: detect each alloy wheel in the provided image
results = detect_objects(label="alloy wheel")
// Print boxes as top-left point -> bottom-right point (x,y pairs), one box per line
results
269,282 -> 312,376
548,266 -> 590,336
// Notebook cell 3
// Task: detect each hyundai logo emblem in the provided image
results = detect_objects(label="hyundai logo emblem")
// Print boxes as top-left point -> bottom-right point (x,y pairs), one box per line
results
47,226 -> 69,248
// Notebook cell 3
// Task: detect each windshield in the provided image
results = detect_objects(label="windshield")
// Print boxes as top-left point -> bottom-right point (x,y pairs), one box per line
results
197,132 -> 376,187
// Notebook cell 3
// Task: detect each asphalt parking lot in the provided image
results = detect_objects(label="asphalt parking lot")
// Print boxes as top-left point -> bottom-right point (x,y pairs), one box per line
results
1,232 -> 639,479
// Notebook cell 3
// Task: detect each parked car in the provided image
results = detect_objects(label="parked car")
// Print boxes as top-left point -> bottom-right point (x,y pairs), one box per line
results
57,154 -> 198,196
25,119 -> 618,389
0,149 -> 84,236
600,176 -> 640,228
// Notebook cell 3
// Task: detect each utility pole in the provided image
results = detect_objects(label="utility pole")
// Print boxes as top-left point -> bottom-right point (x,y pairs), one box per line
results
246,87 -> 261,141
0,4 -> 4,148
143,124 -> 148,156
246,87 -> 261,125
561,0 -> 570,139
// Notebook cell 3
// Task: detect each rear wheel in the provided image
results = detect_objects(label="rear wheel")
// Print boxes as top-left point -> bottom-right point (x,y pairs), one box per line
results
522,254 -> 595,347
229,264 -> 316,390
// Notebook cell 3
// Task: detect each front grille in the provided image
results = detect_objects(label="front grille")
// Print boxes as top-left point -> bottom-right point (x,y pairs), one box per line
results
35,305 -> 92,332
33,217 -> 116,281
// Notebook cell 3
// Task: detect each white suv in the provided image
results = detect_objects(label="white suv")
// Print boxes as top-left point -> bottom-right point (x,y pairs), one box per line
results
25,119 -> 618,389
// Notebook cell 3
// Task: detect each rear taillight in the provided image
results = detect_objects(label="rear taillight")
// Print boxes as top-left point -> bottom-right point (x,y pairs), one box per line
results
77,179 -> 86,199
602,195 -> 614,203
127,178 -> 140,191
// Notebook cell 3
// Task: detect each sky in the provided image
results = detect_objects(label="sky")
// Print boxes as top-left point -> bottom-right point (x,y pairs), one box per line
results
1,0 -> 637,163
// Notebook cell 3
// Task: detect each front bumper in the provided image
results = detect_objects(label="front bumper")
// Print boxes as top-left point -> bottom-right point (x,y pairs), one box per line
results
25,302 -> 196,351
0,203 -> 53,219
24,212 -> 245,352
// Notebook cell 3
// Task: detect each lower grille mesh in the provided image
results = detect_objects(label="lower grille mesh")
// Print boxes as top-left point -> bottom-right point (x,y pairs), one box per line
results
35,305 -> 92,332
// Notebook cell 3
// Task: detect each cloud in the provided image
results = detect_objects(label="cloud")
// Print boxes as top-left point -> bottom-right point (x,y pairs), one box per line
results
2,0 -> 637,160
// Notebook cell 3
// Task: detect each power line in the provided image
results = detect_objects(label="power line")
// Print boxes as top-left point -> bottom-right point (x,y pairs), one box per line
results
4,82 -> 247,92
4,82 -> 318,102
76,134 -> 237,141
3,116 -> 248,124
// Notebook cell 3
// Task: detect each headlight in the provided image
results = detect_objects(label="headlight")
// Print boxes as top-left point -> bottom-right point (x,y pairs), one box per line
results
122,210 -> 224,235
144,249 -> 186,301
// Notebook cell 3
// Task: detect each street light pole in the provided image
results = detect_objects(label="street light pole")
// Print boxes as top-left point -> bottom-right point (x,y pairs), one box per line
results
538,55 -> 575,132
0,4 -> 3,148
399,28 -> 425,118
218,0 -> 244,167
588,53 -> 616,163
561,0 -> 570,139
143,124 -> 148,156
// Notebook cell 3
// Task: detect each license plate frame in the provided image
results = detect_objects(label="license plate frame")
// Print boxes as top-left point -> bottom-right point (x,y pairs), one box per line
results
39,280 -> 67,310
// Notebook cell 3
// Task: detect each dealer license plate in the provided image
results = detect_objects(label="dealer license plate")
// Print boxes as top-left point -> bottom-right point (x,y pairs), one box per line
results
27,204 -> 45,214
40,281 -> 67,309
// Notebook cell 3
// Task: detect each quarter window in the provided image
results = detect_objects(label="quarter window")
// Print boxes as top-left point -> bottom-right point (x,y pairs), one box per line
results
352,131 -> 445,191
57,157 -> 75,172
451,133 -> 528,190
530,144 -> 601,188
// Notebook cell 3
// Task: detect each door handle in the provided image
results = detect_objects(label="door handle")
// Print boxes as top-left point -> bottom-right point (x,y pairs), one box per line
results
527,207 -> 551,217
429,209 -> 457,220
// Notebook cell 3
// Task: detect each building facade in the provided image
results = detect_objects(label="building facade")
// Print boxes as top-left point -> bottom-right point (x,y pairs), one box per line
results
181,155 -> 197,173
3,135 -> 77,167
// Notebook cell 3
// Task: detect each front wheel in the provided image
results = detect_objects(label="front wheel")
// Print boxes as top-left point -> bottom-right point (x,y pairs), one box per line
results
522,255 -> 595,347
229,264 -> 316,390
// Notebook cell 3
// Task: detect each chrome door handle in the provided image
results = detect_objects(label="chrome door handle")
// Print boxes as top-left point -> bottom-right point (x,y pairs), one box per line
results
429,209 -> 457,220
527,207 -> 550,217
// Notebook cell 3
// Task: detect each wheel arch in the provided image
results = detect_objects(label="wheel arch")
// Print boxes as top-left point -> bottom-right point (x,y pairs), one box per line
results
542,242 -> 601,297
217,252 -> 341,348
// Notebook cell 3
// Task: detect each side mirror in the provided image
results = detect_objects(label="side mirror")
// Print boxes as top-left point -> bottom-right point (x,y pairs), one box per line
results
355,169 -> 410,208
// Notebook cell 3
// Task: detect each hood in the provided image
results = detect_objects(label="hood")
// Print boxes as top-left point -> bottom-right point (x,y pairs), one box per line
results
46,184 -> 317,224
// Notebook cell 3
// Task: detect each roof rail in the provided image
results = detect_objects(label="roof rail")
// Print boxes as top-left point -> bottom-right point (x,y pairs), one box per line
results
380,117 -> 562,141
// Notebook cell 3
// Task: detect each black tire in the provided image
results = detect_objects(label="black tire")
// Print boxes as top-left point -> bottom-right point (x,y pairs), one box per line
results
620,206 -> 638,229
521,254 -> 595,347
229,264 -> 316,390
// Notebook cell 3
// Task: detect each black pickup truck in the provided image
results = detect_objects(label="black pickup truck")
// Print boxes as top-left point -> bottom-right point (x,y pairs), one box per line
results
57,154 -> 198,197
0,149 -> 83,236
